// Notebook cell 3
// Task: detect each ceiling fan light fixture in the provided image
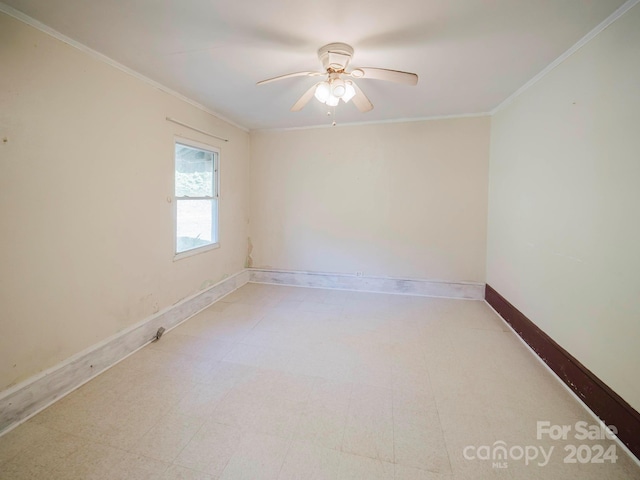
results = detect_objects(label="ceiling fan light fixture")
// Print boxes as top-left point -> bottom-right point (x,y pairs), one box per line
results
342,82 -> 356,103
331,78 -> 346,98
326,94 -> 340,106
314,81 -> 331,103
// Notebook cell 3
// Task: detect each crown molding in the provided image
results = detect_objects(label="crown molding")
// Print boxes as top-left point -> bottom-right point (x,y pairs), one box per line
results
491,0 -> 640,115
0,2 -> 249,133
251,112 -> 491,133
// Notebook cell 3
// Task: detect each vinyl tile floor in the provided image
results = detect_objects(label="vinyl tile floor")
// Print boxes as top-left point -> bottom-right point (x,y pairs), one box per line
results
1,283 -> 639,479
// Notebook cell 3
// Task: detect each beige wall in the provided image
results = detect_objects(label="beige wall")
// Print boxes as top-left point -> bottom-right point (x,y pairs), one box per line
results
487,5 -> 640,410
250,117 -> 490,283
0,13 -> 250,391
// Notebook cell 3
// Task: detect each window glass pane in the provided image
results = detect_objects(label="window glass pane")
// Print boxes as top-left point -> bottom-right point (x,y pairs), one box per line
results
175,144 -> 214,197
176,199 -> 213,253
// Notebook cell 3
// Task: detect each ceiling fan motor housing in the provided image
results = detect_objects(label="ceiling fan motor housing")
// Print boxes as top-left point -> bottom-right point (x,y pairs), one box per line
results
318,43 -> 354,71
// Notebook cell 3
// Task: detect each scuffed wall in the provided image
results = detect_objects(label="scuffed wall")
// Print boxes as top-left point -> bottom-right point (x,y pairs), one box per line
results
0,12 -> 250,391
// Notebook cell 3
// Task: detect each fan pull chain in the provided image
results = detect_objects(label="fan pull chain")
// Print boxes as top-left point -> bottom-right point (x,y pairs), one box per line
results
327,105 -> 337,126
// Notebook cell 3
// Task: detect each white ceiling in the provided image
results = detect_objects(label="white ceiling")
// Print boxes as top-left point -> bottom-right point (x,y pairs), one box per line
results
2,0 -> 628,130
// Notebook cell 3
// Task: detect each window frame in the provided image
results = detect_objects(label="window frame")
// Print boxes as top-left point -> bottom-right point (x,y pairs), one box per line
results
173,137 -> 220,261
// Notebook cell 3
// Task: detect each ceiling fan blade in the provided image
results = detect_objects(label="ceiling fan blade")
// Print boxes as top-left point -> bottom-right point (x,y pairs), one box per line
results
350,67 -> 418,85
350,81 -> 373,113
257,71 -> 324,86
291,83 -> 320,112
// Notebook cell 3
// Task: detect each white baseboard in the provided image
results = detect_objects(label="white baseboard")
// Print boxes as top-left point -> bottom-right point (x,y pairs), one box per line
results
249,268 -> 484,300
0,267 -> 481,436
0,269 -> 249,436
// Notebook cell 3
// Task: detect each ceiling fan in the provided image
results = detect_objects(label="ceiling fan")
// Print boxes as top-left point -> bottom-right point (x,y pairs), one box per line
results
256,43 -> 418,113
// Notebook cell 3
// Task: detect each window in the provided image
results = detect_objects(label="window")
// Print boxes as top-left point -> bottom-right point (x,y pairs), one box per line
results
174,139 -> 219,258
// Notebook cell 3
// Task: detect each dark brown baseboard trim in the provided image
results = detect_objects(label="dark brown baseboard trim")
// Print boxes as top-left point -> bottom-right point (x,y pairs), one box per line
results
485,284 -> 640,461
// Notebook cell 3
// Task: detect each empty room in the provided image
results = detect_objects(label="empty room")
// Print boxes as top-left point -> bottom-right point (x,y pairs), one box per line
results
1,0 -> 639,478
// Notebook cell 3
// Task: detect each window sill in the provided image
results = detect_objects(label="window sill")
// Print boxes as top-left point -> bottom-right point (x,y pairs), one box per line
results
173,242 -> 220,261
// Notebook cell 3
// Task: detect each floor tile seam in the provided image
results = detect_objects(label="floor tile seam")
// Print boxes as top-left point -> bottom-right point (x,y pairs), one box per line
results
391,371 -> 397,469
429,380 -> 454,476
337,446 -> 452,472
29,418 -> 125,452
168,463 -> 212,478
336,449 -> 395,472
1,424 -> 88,468
337,381 -> 356,462
167,415 -> 211,471
52,438 -> 164,475
274,430 -> 297,480
230,341 -> 303,359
